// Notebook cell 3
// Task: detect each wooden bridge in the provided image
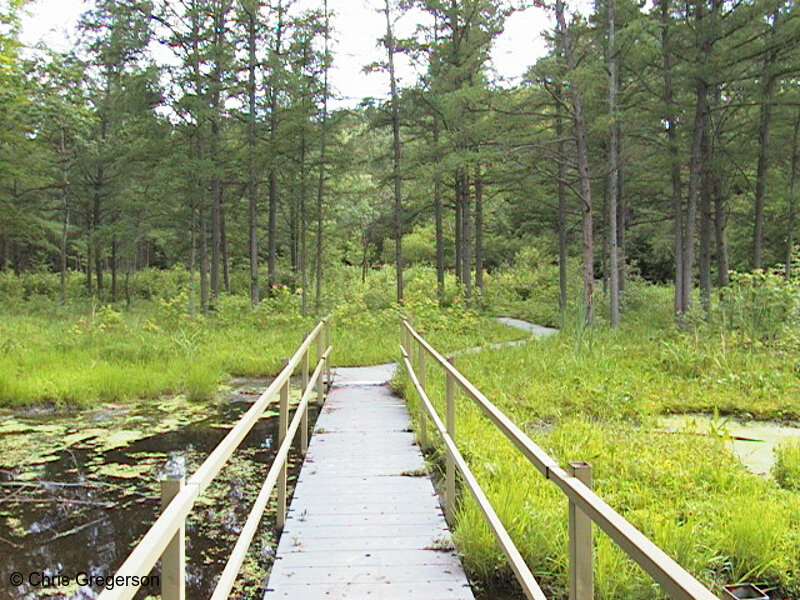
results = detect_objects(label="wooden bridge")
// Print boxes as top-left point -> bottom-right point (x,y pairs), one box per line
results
99,318 -> 720,600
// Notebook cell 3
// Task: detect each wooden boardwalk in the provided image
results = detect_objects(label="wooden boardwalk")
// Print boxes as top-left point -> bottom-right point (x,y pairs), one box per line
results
263,368 -> 475,600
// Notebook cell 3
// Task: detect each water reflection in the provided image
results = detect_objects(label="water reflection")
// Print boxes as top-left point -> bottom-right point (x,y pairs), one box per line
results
0,380 -> 313,600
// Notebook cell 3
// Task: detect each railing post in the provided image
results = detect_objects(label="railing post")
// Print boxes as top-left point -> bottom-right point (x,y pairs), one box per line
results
569,461 -> 593,600
301,337 -> 310,455
316,321 -> 324,404
445,356 -> 456,525
160,476 -> 185,600
417,340 -> 427,450
277,358 -> 289,531
324,321 -> 332,386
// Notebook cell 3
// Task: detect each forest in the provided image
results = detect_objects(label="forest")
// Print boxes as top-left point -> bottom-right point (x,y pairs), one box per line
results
1,0 -> 799,599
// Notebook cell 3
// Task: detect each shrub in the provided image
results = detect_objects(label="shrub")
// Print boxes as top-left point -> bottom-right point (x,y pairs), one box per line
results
717,269 -> 799,342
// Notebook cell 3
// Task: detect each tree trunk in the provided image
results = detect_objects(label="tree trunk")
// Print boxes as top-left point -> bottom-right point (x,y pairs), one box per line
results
786,107 -> 800,279
660,0 -> 684,314
0,235 -> 7,271
608,0 -> 620,327
753,28 -> 777,269
454,173 -> 462,283
474,164 -> 484,293
221,200 -> 230,294
699,109 -> 712,314
247,4 -> 259,306
209,2 -> 226,305
315,0 -> 330,316
713,172 -> 730,286
384,0 -> 403,304
433,109 -> 445,304
556,0 -> 594,322
200,211 -> 209,314
267,0 -> 283,295
299,90 -> 308,317
710,84 -> 730,287
59,130 -> 69,306
555,84 -> 568,312
684,76 -> 706,313
462,169 -> 472,298
111,238 -> 118,303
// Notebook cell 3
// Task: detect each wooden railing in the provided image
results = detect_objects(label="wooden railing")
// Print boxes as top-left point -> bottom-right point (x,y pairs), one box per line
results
401,319 -> 718,600
99,318 -> 332,600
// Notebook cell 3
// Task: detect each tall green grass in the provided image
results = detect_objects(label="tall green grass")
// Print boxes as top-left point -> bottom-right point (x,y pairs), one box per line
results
397,284 -> 800,598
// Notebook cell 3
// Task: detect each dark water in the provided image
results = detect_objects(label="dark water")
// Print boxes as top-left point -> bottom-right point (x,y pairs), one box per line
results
0,380 -> 316,600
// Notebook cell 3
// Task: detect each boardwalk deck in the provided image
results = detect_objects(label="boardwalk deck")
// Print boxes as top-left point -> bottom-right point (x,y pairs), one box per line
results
263,369 -> 475,600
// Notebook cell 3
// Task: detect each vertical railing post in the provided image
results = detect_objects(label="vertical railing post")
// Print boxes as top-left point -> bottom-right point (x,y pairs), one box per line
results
445,356 -> 456,525
316,320 -> 324,404
402,318 -> 409,354
301,336 -> 310,455
160,476 -> 185,600
324,321 -> 331,386
277,358 -> 289,531
569,461 -> 593,600
417,339 -> 427,450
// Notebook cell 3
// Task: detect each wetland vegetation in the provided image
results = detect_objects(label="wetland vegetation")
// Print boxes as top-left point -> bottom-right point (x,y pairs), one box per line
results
3,0 -> 800,597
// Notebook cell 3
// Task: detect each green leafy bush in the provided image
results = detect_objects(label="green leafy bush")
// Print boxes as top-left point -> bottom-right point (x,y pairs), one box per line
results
717,269 -> 799,342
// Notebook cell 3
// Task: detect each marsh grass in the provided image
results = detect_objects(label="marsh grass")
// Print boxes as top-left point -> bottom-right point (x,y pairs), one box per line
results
0,281 -> 523,406
774,440 -> 800,491
397,286 -> 800,599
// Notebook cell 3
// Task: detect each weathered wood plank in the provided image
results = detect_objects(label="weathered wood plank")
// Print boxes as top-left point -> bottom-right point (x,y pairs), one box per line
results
264,375 -> 475,600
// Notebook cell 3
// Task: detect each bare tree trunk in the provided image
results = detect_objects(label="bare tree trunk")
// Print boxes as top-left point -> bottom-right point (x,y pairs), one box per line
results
209,2 -> 226,305
433,110 -> 445,304
474,164 -> 484,293
684,77 -> 706,313
267,0 -> 284,296
221,201 -> 230,293
753,26 -> 777,269
59,130 -> 70,305
315,0 -> 330,316
246,4 -> 259,306
200,212 -> 209,314
299,94 -> 308,317
608,0 -> 620,327
384,0 -> 403,304
660,0 -> 684,314
713,173 -> 730,286
786,106 -> 800,279
462,169 -> 472,298
699,110 -> 712,314
555,84 -> 568,312
111,238 -> 118,303
710,83 -> 730,287
556,0 -> 594,322
454,173 -> 462,283
0,235 -> 7,271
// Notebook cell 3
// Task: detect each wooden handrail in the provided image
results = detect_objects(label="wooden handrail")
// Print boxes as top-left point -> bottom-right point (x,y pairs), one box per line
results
99,318 -> 332,600
401,347 -> 548,600
401,319 -> 718,600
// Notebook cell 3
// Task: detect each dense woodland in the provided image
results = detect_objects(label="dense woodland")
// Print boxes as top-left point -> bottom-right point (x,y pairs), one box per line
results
1,0 -> 798,323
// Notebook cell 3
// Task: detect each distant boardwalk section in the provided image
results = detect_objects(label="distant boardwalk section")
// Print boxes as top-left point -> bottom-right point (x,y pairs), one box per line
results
263,369 -> 475,599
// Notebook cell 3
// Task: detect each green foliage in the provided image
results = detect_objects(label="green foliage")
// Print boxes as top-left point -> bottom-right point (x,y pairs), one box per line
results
773,440 -> 800,491
718,269 -> 799,343
398,288 -> 800,597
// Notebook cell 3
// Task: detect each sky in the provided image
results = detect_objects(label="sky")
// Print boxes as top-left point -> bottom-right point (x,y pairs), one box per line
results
19,0 -> 561,108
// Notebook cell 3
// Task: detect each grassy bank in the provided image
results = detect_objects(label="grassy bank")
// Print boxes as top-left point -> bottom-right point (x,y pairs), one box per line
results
398,284 -> 800,599
0,267 -> 525,407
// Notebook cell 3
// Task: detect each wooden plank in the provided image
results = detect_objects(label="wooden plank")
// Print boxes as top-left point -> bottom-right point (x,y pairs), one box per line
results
265,375 -> 475,600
